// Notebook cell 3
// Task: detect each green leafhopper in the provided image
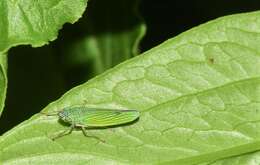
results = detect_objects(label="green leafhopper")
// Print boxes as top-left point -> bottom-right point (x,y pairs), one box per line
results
44,106 -> 140,142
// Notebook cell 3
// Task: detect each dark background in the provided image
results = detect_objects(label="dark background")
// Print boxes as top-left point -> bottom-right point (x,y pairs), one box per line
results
0,0 -> 260,134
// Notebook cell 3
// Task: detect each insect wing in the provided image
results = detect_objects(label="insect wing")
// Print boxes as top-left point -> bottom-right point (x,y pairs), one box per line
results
82,109 -> 139,127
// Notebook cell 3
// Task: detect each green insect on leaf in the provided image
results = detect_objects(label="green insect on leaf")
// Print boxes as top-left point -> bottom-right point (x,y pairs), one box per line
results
44,107 -> 140,142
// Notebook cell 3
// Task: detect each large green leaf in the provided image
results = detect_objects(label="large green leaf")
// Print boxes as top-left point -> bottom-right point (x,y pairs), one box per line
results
0,53 -> 7,116
1,11 -> 260,164
60,0 -> 145,83
0,0 -> 88,53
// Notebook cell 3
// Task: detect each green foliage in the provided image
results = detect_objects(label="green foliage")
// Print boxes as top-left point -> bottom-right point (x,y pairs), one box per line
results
0,0 -> 260,164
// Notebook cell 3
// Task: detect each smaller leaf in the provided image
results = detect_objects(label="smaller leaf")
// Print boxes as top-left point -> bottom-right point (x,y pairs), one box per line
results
0,0 -> 88,53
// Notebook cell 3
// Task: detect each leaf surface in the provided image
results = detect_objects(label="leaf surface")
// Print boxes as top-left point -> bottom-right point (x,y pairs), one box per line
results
1,11 -> 260,164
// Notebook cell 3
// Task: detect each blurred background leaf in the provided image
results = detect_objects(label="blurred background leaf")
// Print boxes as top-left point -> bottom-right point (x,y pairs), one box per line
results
59,0 -> 145,86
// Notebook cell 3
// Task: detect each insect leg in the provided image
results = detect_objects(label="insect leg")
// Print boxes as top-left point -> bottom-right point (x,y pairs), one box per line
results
81,127 -> 105,143
51,125 -> 75,141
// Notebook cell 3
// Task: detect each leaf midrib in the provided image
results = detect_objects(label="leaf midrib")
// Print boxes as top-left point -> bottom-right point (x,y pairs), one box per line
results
161,139 -> 260,165
143,76 -> 260,113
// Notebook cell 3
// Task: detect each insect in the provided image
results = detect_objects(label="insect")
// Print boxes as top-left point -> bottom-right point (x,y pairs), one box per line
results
43,106 -> 140,142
